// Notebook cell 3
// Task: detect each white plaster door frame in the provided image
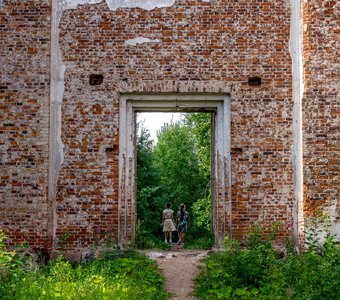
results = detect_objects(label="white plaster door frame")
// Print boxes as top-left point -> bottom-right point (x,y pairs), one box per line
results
119,94 -> 231,245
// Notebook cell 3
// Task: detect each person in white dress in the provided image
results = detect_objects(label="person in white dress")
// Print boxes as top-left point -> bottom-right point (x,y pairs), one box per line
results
162,202 -> 177,244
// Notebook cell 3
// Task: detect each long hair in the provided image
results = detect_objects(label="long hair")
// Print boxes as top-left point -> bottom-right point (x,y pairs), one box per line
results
180,203 -> 185,221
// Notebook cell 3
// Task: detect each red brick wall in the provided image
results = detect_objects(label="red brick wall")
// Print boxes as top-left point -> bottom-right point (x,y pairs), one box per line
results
55,0 -> 293,249
302,1 -> 339,226
1,0 -> 337,253
0,1 -> 51,249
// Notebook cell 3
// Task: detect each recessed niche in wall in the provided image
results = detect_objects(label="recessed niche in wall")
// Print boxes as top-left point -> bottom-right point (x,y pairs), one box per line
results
231,148 -> 243,154
89,74 -> 104,85
248,76 -> 262,86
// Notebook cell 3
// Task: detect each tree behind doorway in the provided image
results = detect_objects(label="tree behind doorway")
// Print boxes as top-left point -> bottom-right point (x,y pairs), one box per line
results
136,114 -> 213,249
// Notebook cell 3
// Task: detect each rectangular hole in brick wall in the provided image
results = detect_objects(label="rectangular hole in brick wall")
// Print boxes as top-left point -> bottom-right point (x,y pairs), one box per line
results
231,148 -> 243,154
89,74 -> 103,85
248,77 -> 262,86
105,146 -> 118,155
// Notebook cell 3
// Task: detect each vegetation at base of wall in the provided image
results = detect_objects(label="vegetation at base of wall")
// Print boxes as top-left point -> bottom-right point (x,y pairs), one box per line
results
194,218 -> 340,300
0,232 -> 168,300
0,230 -> 16,282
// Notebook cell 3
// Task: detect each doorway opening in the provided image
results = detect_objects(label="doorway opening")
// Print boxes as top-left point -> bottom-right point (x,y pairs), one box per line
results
136,111 -> 212,248
119,94 -> 231,246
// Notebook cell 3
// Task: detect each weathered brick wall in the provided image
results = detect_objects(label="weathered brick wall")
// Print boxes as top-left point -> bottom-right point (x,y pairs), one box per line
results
0,1 -> 51,248
227,2 -> 293,241
302,0 -> 339,234
54,0 -> 293,251
1,0 -> 337,255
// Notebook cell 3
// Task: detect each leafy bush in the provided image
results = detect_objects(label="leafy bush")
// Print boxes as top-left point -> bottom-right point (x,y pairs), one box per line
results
184,196 -> 214,249
0,248 -> 168,300
191,197 -> 211,233
194,220 -> 340,299
0,230 -> 15,281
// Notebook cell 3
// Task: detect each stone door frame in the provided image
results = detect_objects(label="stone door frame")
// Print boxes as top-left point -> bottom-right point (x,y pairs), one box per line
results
119,94 -> 231,245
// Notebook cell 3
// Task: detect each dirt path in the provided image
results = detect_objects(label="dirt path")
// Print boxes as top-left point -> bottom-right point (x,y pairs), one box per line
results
145,249 -> 211,300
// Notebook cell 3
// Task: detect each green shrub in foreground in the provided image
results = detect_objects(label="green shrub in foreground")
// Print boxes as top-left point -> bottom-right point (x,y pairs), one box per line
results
194,225 -> 340,299
0,230 -> 16,282
0,252 -> 168,300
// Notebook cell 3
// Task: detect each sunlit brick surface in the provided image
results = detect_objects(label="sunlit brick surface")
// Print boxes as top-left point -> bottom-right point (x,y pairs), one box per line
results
1,0 -> 338,254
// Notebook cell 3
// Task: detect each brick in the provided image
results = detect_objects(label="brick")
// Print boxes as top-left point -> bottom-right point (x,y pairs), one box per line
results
0,0 -> 338,255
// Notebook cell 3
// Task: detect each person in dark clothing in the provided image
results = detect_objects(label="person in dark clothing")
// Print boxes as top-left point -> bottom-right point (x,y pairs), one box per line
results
176,203 -> 189,244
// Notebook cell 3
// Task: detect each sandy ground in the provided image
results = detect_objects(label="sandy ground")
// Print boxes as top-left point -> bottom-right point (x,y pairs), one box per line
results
144,249 -> 211,300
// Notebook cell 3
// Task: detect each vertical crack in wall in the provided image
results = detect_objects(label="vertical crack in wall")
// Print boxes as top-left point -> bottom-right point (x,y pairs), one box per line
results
289,0 -> 304,247
49,0 -> 176,252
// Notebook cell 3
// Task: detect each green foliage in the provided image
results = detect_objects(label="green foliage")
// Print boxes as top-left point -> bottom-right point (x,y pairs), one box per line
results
136,122 -> 157,191
0,230 -> 15,281
92,226 -> 120,260
137,186 -> 167,237
194,218 -> 340,299
0,250 -> 169,300
133,220 -> 170,250
136,115 -> 212,248
191,197 -> 211,233
184,196 -> 214,249
303,207 -> 333,251
183,113 -> 211,179
184,235 -> 214,250
136,122 -> 166,239
153,121 -> 206,208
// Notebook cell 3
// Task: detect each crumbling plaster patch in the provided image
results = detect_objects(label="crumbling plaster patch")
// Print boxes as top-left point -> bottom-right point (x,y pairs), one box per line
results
328,203 -> 340,239
49,0 -> 176,252
59,0 -> 102,11
105,0 -> 175,11
305,202 -> 340,246
124,37 -> 160,46
58,0 -> 175,11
